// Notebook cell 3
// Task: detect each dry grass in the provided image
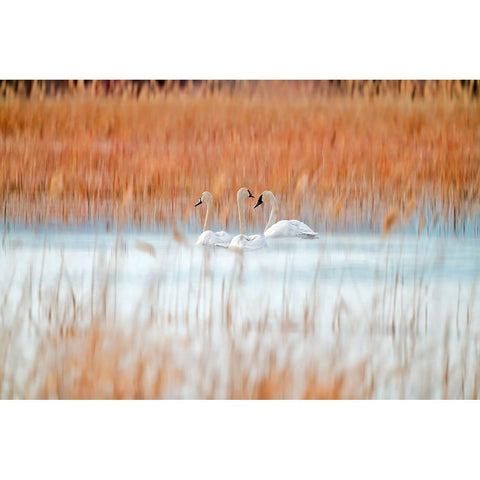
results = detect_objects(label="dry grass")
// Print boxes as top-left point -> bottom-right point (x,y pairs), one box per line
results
1,80 -> 479,232
1,291 -> 357,400
382,209 -> 399,235
26,325 -> 355,400
1,233 -> 479,400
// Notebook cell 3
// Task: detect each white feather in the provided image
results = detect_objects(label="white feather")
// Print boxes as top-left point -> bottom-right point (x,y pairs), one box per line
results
228,233 -> 267,251
195,191 -> 232,247
225,187 -> 267,251
256,191 -> 318,239
265,220 -> 317,239
196,230 -> 232,247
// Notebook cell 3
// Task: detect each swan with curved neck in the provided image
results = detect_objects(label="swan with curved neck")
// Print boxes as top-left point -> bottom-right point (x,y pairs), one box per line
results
227,187 -> 267,250
254,191 -> 318,238
195,191 -> 232,247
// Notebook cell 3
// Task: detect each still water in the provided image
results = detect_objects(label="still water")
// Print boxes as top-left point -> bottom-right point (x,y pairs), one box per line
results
1,228 -> 480,398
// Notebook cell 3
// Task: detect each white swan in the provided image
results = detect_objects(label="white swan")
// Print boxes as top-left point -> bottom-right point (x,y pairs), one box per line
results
254,191 -> 318,238
227,187 -> 267,251
195,191 -> 232,247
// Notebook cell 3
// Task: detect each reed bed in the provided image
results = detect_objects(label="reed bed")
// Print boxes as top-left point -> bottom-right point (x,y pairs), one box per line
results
1,80 -> 479,233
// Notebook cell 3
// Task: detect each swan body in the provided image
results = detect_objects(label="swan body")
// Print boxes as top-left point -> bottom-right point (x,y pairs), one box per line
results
195,191 -> 232,247
228,233 -> 267,250
265,220 -> 317,239
227,187 -> 267,251
254,191 -> 318,239
196,229 -> 232,247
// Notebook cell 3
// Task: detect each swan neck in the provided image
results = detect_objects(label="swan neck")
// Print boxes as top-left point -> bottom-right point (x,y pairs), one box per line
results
203,201 -> 212,231
238,196 -> 246,234
265,206 -> 278,231
265,194 -> 279,231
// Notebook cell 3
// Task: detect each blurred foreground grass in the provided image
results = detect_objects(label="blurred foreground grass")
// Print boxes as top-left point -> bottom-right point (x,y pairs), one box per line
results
1,234 -> 479,399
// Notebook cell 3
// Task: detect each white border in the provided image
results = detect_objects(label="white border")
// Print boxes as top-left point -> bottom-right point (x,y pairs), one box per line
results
1,401 -> 479,480
1,1 -> 479,78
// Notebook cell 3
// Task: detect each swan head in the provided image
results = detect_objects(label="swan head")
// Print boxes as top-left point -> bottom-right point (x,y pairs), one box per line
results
254,191 -> 275,209
237,187 -> 255,202
195,191 -> 213,207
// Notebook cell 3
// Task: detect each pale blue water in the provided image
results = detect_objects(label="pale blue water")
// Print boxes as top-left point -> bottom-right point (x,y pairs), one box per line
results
1,229 -> 480,398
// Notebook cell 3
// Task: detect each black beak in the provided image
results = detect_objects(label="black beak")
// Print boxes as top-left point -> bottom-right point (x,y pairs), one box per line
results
247,189 -> 254,198
194,198 -> 202,207
254,194 -> 263,209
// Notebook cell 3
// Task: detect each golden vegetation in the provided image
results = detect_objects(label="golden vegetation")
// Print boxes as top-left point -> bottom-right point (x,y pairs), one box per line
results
25,325 -> 355,400
1,80 -> 479,232
1,237 -> 478,400
0,267 -> 358,400
382,209 -> 399,235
